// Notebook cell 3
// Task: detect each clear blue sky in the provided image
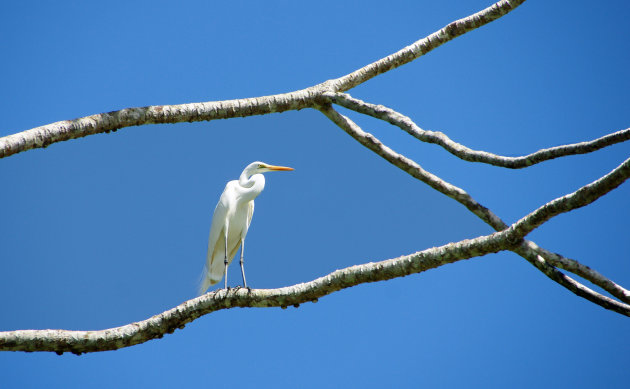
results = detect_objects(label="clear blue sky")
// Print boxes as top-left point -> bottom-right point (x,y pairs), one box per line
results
1,0 -> 629,387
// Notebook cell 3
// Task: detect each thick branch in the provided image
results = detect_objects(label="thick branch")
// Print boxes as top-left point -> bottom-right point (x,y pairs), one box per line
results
0,0 -> 525,158
4,180 -> 629,354
0,231 -> 513,354
0,88 -> 320,159
325,92 -> 630,168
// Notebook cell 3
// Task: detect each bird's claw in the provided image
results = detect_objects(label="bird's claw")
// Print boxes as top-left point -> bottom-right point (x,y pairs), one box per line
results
231,285 -> 252,293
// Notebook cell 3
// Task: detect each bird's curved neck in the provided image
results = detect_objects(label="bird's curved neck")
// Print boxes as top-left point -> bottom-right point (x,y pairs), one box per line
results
239,170 -> 256,187
238,171 -> 265,201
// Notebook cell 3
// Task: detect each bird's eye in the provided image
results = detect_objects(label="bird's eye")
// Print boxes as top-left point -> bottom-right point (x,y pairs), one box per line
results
258,164 -> 264,168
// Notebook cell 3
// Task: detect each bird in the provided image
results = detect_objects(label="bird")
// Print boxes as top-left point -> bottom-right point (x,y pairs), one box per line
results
198,161 -> 294,295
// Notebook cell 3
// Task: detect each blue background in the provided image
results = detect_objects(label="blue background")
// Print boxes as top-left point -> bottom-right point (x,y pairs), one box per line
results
1,0 -> 629,387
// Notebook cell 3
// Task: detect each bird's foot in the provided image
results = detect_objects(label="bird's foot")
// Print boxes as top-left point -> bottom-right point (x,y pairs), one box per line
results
231,285 -> 252,293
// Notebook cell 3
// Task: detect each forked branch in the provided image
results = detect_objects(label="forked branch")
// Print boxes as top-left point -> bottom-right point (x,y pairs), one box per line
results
322,93 -> 630,304
524,242 -> 630,304
318,104 -> 630,314
324,92 -> 630,168
318,104 -> 508,231
514,242 -> 630,314
0,0 -> 526,159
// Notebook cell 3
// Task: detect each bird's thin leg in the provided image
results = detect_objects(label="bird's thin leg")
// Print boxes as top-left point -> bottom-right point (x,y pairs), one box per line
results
223,230 -> 229,290
240,238 -> 248,288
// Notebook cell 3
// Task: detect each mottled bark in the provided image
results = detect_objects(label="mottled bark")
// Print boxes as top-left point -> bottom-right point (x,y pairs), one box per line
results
0,89 -> 320,159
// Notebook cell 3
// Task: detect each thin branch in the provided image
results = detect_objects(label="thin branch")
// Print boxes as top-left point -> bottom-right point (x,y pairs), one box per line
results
317,104 -> 508,232
514,242 -> 630,314
0,231 -> 515,354
508,156 -> 630,238
324,92 -> 630,168
317,104 -> 630,314
328,0 -> 527,91
0,0 -> 525,159
524,242 -> 630,304
323,94 -> 630,303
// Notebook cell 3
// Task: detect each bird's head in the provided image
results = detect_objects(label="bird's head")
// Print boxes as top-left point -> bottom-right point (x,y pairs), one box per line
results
244,161 -> 294,176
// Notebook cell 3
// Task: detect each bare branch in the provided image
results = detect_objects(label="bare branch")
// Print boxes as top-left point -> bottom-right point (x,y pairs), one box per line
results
323,93 -> 630,303
0,88 -> 321,159
318,104 -> 630,314
508,156 -> 630,238
0,0 -> 525,159
317,104 -> 508,231
0,231 -> 514,354
327,0 -> 527,91
514,242 -> 630,314
324,92 -> 630,168
524,242 -> 630,304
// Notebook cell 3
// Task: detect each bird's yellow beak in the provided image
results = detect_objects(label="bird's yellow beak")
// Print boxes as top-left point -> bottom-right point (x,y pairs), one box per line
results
266,165 -> 294,171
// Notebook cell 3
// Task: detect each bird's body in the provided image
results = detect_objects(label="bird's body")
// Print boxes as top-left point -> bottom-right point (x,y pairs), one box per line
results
198,161 -> 293,295
202,178 -> 260,289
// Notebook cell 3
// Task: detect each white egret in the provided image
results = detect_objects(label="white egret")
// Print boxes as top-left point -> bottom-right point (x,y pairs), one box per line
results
198,161 -> 294,295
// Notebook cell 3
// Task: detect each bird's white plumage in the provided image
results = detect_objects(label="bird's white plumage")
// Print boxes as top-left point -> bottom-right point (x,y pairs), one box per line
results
198,161 -> 293,295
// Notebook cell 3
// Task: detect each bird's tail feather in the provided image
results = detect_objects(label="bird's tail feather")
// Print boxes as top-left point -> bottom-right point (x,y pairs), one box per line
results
197,266 -> 222,296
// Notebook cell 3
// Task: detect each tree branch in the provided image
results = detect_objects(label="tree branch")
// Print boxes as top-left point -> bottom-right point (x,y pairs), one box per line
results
514,242 -> 630,315
3,161 -> 629,354
328,0 -> 527,91
0,88 -> 321,159
317,104 -> 508,231
0,0 -> 525,159
322,94 -> 630,305
317,104 -> 630,314
513,241 -> 630,316
0,231 -> 514,354
524,242 -> 630,304
508,156 -> 630,238
324,92 -> 630,168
